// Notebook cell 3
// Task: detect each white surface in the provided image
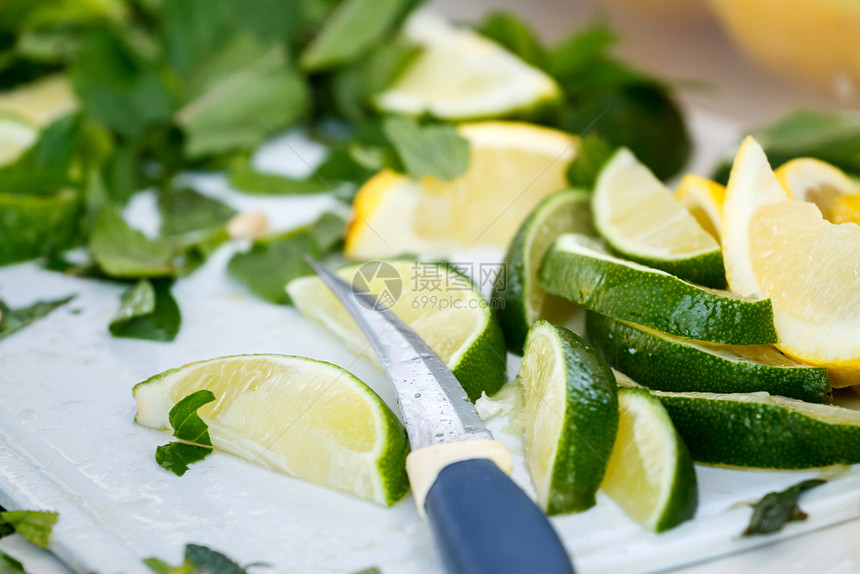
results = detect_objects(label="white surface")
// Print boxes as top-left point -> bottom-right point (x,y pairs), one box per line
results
1,119 -> 860,574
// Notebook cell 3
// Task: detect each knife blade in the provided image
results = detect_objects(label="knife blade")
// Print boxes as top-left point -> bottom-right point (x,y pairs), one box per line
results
306,257 -> 575,574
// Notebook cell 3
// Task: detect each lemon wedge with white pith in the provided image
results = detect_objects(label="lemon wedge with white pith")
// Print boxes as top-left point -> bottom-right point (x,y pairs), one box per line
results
375,11 -> 561,121
722,136 -> 860,386
345,122 -> 577,258
673,174 -> 725,240
593,148 -> 725,288
775,157 -> 860,224
133,355 -> 410,506
287,260 -> 506,401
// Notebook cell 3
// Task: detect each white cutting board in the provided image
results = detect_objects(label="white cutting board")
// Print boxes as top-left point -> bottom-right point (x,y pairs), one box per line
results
1,112 -> 860,574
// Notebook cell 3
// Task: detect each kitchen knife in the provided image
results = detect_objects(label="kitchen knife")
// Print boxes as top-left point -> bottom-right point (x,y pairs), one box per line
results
306,257 -> 575,574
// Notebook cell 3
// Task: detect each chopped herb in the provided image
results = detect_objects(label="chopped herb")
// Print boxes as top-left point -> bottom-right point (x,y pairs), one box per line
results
0,510 -> 58,548
155,390 -> 216,476
109,279 -> 181,342
0,295 -> 73,340
382,116 -> 470,181
228,168 -> 334,196
477,12 -> 546,69
351,568 -> 382,574
0,549 -> 24,573
743,479 -> 826,536
158,188 -> 235,241
89,206 -> 176,279
144,543 -> 266,574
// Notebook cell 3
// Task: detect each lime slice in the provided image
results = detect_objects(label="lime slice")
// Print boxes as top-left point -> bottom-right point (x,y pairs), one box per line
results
491,188 -> 595,354
375,11 -> 561,121
133,354 -> 410,506
601,386 -> 698,533
287,260 -> 506,401
722,137 -> 860,386
0,189 -> 82,265
593,149 -> 725,288
617,372 -> 860,469
673,174 -> 725,240
345,121 -> 577,258
586,312 -> 831,403
518,320 -> 618,514
539,233 -> 777,345
0,113 -> 38,166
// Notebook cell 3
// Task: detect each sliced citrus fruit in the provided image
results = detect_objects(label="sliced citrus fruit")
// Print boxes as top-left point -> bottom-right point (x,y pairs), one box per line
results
601,386 -> 698,533
722,136 -> 860,386
287,260 -> 505,401
344,121 -> 577,258
592,148 -> 725,287
518,320 -> 618,514
539,233 -> 777,345
775,157 -> 860,223
832,194 -> 860,225
0,74 -> 78,128
615,372 -> 860,469
673,173 -> 725,240
491,188 -> 595,354
374,11 -> 561,121
587,312 -> 830,403
133,354 -> 410,506
0,113 -> 38,166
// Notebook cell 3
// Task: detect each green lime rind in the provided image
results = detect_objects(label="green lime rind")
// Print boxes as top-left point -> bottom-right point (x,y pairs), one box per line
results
618,382 -> 860,469
0,189 -> 81,265
520,320 -> 618,514
587,312 -> 831,403
374,392 -> 411,506
592,148 -> 726,288
603,387 -> 698,533
451,311 -> 507,400
492,188 -> 595,354
539,233 -> 777,345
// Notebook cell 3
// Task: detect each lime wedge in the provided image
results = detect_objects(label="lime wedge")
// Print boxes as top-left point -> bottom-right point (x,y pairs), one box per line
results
539,233 -> 777,345
519,320 -> 618,514
133,355 -> 410,506
593,149 -> 725,287
375,11 -> 561,121
287,260 -> 506,401
586,312 -> 831,403
615,372 -> 860,469
601,386 -> 698,533
492,188 -> 595,354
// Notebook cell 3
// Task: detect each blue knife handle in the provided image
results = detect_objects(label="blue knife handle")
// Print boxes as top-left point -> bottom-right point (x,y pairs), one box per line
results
424,458 -> 575,574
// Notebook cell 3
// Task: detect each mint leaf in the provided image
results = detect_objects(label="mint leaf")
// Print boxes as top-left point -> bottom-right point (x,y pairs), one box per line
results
89,206 -> 175,278
175,34 -> 309,159
0,113 -> 82,195
743,479 -> 826,536
109,279 -> 181,342
0,295 -> 73,340
156,390 -> 215,477
565,134 -> 615,189
477,12 -> 546,69
382,116 -> 470,181
144,543 -> 262,574
300,0 -> 411,72
0,549 -> 24,573
158,188 -> 235,240
227,212 -> 346,304
351,568 -> 382,574
0,510 -> 58,548
228,168 -> 333,196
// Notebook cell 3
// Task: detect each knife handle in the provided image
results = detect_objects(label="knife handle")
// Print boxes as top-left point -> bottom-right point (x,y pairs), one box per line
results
424,458 -> 575,574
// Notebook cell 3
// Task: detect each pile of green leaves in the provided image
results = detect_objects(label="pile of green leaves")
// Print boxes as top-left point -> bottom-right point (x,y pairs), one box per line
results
0,0 -> 693,343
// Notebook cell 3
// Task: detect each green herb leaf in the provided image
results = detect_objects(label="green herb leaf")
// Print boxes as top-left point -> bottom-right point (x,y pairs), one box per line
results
158,188 -> 235,240
0,113 -> 82,195
0,549 -> 25,574
477,11 -> 546,69
109,279 -> 181,342
89,206 -> 175,278
547,26 -> 618,86
300,0 -> 410,72
175,34 -> 309,159
382,116 -> 470,181
228,168 -> 333,195
228,212 -> 346,304
743,479 -> 826,536
0,295 -> 73,340
144,543 -> 261,574
351,568 -> 382,574
156,390 -> 215,476
0,510 -> 58,548
566,133 -> 615,189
